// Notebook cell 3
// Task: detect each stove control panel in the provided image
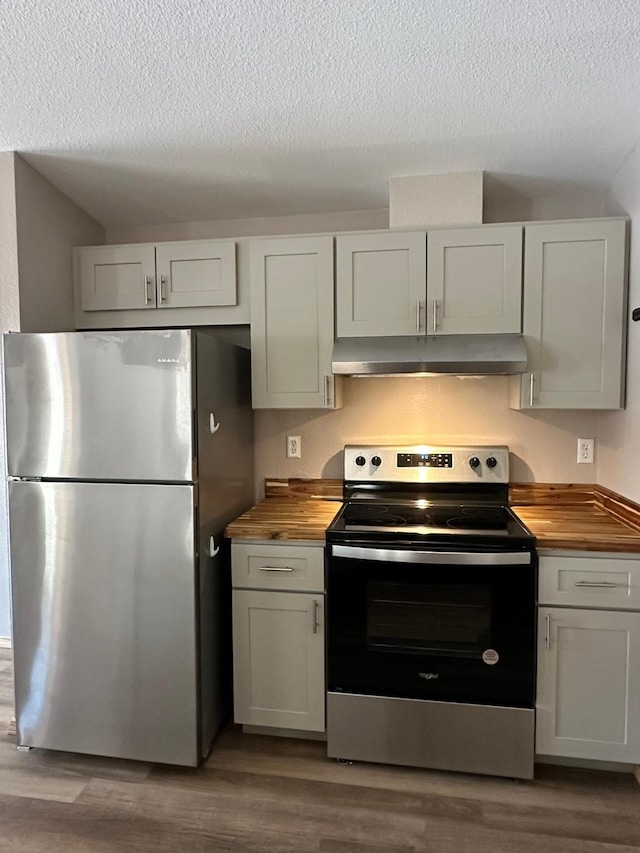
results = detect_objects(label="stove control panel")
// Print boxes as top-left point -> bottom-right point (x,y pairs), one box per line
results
343,445 -> 510,484
397,452 -> 453,468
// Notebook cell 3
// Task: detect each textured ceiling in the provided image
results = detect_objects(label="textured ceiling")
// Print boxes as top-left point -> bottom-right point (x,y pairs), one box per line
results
1,0 -> 639,227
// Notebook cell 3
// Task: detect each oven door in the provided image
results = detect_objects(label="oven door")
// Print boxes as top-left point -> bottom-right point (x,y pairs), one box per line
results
327,542 -> 537,709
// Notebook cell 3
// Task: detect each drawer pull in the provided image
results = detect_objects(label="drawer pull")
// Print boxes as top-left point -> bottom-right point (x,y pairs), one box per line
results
574,581 -> 619,588
258,566 -> 294,572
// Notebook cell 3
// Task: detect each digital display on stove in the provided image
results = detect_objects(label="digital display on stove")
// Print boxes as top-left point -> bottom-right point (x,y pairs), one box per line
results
396,453 -> 453,468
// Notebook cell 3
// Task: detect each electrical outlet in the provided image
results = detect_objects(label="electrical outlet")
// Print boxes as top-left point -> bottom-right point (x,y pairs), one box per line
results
577,438 -> 594,464
287,435 -> 301,459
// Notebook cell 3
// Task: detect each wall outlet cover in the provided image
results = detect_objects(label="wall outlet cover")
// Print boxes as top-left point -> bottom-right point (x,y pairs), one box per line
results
287,435 -> 301,458
577,438 -> 595,464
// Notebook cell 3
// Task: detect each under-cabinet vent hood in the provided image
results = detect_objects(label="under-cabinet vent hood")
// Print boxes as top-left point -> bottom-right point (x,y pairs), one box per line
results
331,334 -> 528,376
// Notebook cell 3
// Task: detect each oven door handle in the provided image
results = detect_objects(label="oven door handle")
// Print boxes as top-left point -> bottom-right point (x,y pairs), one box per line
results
331,544 -> 532,565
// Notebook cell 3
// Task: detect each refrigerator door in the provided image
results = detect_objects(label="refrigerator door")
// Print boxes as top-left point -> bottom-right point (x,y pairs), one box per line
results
3,330 -> 194,482
10,480 -> 199,766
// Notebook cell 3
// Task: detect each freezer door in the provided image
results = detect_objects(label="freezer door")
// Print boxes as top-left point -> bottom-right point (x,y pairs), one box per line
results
3,330 -> 194,481
195,332 -> 254,531
10,480 -> 200,766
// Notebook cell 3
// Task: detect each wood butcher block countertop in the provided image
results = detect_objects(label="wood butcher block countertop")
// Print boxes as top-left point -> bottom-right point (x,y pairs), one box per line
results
225,479 -> 640,553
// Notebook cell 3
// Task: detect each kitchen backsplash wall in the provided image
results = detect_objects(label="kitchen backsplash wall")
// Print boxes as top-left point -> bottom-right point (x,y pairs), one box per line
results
253,376 -> 601,499
599,143 -> 640,504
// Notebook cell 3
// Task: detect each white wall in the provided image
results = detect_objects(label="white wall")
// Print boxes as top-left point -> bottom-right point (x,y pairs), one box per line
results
0,153 -> 20,638
389,172 -> 483,228
0,154 -> 20,331
14,155 -> 105,332
106,208 -> 389,244
598,144 -> 640,502
0,154 -> 105,640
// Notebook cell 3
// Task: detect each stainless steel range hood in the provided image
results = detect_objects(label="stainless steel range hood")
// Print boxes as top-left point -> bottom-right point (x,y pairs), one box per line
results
331,334 -> 528,376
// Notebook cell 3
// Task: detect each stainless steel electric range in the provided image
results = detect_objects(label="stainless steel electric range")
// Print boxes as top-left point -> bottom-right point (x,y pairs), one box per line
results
325,444 -> 537,780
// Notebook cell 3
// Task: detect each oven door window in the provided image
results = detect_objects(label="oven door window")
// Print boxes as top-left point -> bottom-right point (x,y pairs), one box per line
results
367,581 -> 491,658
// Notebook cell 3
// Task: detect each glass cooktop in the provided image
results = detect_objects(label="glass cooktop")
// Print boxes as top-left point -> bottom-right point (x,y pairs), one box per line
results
327,500 -> 534,545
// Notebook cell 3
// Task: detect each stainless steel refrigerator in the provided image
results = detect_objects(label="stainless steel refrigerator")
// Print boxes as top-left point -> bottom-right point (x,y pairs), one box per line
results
3,329 -> 254,766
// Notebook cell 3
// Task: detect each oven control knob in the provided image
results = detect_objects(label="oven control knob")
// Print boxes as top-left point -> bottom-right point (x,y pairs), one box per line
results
355,455 -> 366,467
371,455 -> 382,467
486,456 -> 498,469
468,456 -> 481,470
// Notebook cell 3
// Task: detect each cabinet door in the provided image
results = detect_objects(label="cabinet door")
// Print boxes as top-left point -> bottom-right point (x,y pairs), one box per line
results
155,240 -> 236,309
427,226 -> 522,335
250,236 -> 338,409
515,219 -> 626,409
536,607 -> 640,762
78,245 -> 156,311
232,590 -> 325,732
336,231 -> 426,337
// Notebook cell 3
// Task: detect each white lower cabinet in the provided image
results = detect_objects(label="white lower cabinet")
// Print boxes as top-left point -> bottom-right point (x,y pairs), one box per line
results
231,543 -> 325,733
536,553 -> 640,763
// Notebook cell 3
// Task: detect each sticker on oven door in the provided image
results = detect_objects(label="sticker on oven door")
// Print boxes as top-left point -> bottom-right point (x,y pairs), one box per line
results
482,649 -> 499,665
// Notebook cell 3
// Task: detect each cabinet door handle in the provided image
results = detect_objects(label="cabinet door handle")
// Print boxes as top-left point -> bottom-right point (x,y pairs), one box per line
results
258,566 -> 294,572
324,375 -> 331,407
416,299 -> 422,333
432,299 -> 438,332
528,372 -> 535,407
574,580 -> 619,588
544,613 -> 551,650
311,599 -> 321,634
160,274 -> 168,303
144,275 -> 153,305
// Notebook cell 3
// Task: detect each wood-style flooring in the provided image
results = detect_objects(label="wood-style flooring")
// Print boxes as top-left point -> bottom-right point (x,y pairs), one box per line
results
0,647 -> 639,851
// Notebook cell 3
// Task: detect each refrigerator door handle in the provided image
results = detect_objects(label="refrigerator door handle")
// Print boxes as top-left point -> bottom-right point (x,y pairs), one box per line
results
209,413 -> 221,434
209,535 -> 220,557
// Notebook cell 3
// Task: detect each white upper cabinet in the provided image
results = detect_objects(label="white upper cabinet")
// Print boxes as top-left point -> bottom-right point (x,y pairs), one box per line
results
336,225 -> 522,337
426,226 -> 523,335
155,241 -> 237,309
74,239 -> 246,329
512,219 -> 627,410
78,244 -> 157,312
336,231 -> 426,337
250,235 -> 340,409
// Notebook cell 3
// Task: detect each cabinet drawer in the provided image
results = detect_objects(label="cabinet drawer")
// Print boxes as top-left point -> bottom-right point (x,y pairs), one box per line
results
539,554 -> 640,610
231,543 -> 325,592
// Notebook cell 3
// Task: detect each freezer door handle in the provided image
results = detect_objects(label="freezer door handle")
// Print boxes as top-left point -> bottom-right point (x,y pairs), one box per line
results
209,413 -> 221,434
209,536 -> 220,557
